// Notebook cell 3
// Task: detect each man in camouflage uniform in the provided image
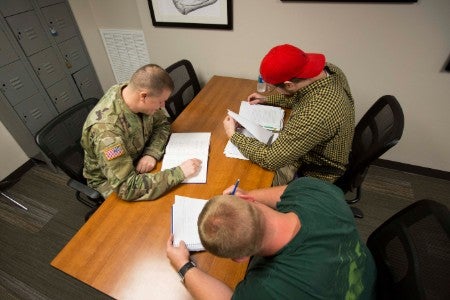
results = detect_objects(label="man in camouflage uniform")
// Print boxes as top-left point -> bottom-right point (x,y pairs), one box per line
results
223,44 -> 355,186
81,64 -> 201,201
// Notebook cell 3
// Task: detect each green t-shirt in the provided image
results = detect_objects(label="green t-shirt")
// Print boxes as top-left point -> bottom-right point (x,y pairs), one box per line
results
232,177 -> 376,300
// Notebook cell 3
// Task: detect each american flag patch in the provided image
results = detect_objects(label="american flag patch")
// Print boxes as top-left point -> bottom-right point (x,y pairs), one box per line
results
103,144 -> 125,161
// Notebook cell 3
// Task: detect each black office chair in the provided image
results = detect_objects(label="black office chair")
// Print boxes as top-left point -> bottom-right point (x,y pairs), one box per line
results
165,59 -> 201,121
335,95 -> 405,218
35,98 -> 103,219
367,199 -> 450,300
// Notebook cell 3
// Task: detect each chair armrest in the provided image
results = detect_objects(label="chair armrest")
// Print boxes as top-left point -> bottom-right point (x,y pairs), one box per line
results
67,178 -> 102,200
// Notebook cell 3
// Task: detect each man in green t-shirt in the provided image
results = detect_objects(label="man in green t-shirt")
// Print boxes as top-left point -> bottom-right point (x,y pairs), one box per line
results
167,177 -> 376,299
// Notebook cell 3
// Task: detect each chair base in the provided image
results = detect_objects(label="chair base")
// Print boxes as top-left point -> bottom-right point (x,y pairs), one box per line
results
351,206 -> 364,218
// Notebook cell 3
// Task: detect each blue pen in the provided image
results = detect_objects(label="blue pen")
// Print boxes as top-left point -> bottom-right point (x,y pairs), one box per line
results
231,179 -> 240,195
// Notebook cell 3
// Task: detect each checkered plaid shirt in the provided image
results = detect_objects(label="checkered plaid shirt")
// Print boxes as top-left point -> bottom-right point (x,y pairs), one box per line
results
231,63 -> 355,182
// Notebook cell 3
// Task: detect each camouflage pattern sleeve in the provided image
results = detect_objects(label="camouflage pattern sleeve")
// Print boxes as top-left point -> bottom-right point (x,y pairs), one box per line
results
142,109 -> 171,160
93,129 -> 185,201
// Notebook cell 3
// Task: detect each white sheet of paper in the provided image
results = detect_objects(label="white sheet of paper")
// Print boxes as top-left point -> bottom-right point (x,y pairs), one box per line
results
239,101 -> 284,131
161,132 -> 211,183
172,195 -> 207,251
227,110 -> 274,144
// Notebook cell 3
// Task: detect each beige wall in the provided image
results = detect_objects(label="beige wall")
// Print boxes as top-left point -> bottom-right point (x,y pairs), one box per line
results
0,121 -> 28,181
3,0 -> 447,176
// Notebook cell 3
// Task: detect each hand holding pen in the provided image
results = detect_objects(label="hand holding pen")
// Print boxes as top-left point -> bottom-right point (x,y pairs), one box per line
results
230,179 -> 240,195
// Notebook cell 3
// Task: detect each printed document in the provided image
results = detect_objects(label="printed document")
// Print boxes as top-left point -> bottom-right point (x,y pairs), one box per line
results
172,195 -> 207,251
238,101 -> 284,131
162,132 -> 211,183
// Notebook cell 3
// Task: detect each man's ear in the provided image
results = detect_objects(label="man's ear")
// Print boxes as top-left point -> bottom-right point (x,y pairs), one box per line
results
138,91 -> 147,102
232,257 -> 250,263
283,81 -> 294,89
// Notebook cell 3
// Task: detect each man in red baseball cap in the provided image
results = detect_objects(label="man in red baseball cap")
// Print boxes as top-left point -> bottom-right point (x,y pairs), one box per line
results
223,44 -> 355,185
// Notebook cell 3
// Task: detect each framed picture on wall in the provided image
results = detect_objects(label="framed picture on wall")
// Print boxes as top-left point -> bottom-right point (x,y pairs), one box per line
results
281,0 -> 417,2
148,0 -> 233,30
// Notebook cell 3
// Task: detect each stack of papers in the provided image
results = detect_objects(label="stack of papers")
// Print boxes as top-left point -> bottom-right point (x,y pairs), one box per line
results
224,101 -> 284,160
172,195 -> 208,252
238,101 -> 284,131
162,132 -> 211,183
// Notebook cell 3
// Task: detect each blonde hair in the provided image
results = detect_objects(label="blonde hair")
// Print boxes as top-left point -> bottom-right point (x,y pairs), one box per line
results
198,195 -> 264,258
129,64 -> 174,96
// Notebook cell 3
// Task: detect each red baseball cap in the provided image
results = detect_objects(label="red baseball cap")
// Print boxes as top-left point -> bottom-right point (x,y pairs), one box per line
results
260,44 -> 326,85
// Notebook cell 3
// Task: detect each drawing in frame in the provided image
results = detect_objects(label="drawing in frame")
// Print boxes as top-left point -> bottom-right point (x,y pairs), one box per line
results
148,0 -> 232,30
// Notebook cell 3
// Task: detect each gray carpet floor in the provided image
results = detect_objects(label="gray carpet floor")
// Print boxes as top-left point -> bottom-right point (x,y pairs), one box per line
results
0,162 -> 449,299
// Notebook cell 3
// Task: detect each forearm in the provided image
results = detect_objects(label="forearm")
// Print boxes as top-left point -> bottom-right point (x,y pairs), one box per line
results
184,267 -> 233,300
116,167 -> 185,201
247,185 -> 287,208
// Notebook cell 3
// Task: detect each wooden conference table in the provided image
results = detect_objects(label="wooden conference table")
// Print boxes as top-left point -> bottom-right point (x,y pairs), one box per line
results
51,76 -> 275,299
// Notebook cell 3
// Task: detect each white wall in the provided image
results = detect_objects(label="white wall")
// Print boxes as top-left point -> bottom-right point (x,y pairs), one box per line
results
68,0 -> 449,173
0,121 -> 28,181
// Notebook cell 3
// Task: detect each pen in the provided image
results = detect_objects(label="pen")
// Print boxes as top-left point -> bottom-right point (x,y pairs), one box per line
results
231,179 -> 240,195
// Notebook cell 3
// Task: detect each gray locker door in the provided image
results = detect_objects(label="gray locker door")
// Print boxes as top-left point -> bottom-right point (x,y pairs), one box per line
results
73,65 -> 103,100
37,0 -> 65,8
41,3 -> 77,44
29,47 -> 65,88
58,36 -> 89,73
0,60 -> 39,106
46,78 -> 82,113
0,27 -> 19,67
6,11 -> 51,56
0,0 -> 33,17
13,93 -> 57,134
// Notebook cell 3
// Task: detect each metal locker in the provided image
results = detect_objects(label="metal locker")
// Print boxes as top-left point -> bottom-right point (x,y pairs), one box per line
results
6,10 -> 51,56
37,0 -> 65,8
46,78 -> 82,113
72,65 -> 103,100
0,27 -> 19,67
58,36 -> 89,73
41,2 -> 77,44
29,47 -> 65,88
13,93 -> 57,134
0,60 -> 39,106
0,0 -> 33,17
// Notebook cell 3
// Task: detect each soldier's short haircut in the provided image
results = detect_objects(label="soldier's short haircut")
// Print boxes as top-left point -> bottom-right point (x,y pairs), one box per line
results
130,64 -> 174,96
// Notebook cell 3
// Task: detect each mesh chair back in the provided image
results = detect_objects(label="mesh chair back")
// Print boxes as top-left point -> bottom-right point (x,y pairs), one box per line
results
165,59 -> 201,121
367,199 -> 450,299
35,98 -> 98,184
337,95 -> 404,193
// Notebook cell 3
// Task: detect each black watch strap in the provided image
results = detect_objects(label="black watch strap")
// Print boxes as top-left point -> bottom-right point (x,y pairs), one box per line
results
178,260 -> 196,283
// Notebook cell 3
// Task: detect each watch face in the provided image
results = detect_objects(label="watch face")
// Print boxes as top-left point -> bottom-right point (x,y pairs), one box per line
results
178,261 -> 196,282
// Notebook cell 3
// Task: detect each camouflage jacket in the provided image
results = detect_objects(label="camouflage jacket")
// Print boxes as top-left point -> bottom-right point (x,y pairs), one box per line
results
81,83 -> 185,201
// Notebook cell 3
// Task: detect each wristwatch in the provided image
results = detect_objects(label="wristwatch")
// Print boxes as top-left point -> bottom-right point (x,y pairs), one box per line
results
178,260 -> 197,283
